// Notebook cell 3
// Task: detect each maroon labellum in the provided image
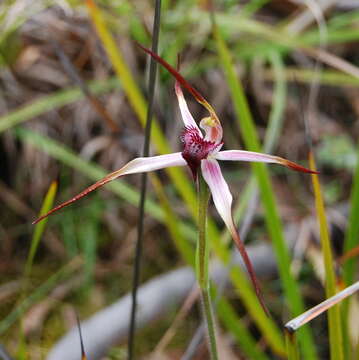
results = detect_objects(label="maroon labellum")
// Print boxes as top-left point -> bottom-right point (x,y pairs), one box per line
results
180,126 -> 221,179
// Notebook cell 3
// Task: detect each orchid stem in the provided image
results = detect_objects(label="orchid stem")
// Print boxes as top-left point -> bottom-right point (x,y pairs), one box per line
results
196,173 -> 218,360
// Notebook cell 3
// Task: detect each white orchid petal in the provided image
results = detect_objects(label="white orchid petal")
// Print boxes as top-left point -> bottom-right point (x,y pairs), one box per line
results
34,153 -> 186,224
215,150 -> 315,173
175,81 -> 201,134
201,159 -> 233,230
117,152 -> 186,175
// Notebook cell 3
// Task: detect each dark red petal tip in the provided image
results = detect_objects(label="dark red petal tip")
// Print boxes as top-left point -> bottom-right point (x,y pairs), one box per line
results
231,228 -> 270,317
285,160 -> 319,174
135,42 -> 206,104
32,172 -> 118,224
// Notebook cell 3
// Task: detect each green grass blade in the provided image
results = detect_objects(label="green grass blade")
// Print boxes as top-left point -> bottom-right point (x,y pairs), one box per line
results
217,297 -> 270,360
17,181 -> 57,359
264,51 -> 286,153
212,21 -> 317,360
62,208 -> 79,257
342,143 -> 359,355
309,152 -> 343,360
24,180 -> 58,277
78,201 -> 102,291
0,78 -> 120,134
343,143 -> 359,286
285,330 -> 300,360
328,9 -> 359,29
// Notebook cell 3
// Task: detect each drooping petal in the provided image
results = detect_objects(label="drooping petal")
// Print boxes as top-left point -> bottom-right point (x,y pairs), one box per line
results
201,159 -> 233,229
175,81 -> 201,133
215,150 -> 318,174
33,153 -> 186,224
201,159 -> 269,315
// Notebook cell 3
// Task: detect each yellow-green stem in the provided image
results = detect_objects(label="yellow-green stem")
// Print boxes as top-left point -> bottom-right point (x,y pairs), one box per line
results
196,173 -> 218,360
309,151 -> 343,360
285,329 -> 300,360
201,288 -> 218,360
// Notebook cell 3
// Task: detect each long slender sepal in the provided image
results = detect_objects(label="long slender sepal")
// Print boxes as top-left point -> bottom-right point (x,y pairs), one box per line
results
136,43 -> 207,105
201,159 -> 269,315
33,153 -> 186,224
228,221 -> 270,316
136,43 -> 220,123
215,150 -> 318,174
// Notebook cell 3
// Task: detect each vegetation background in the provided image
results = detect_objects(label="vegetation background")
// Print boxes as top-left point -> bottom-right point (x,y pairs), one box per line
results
1,0 -> 359,359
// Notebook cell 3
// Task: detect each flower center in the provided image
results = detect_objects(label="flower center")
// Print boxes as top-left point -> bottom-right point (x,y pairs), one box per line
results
180,126 -> 221,179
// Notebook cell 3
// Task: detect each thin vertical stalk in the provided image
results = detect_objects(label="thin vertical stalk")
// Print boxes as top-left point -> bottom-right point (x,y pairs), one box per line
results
344,145 -> 359,286
76,314 -> 87,360
308,151 -> 343,360
342,142 -> 359,356
25,180 -> 57,277
128,1 -> 161,359
285,329 -> 300,360
196,174 -> 218,360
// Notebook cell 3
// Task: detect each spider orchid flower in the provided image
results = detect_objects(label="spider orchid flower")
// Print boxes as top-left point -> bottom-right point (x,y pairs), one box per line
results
34,46 -> 316,309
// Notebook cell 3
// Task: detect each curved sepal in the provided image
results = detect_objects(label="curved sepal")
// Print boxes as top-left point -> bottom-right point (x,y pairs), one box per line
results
136,43 -> 222,128
215,150 -> 318,174
175,81 -> 201,132
201,159 -> 269,315
33,153 -> 186,224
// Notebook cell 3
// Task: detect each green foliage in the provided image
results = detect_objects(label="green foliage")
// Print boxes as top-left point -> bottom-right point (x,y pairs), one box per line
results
25,181 -> 58,276
0,29 -> 22,67
309,153 -> 343,360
